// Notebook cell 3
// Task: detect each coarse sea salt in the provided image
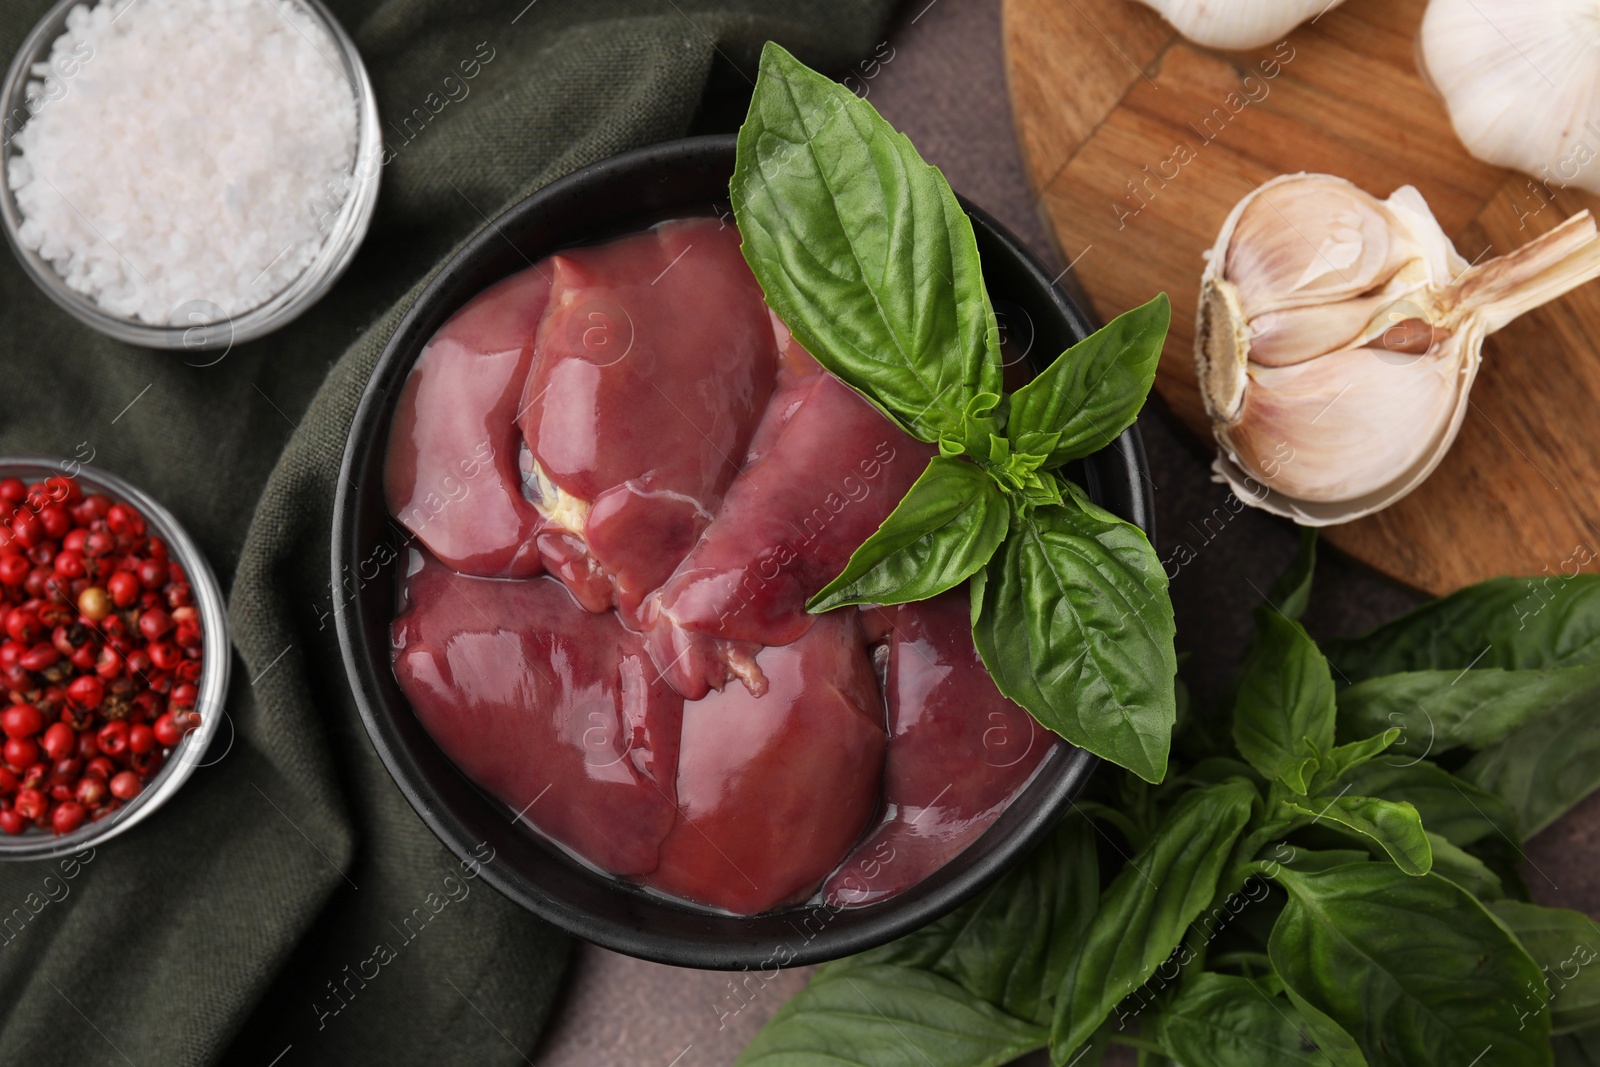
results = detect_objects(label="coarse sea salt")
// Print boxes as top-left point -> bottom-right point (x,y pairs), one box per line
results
6,0 -> 358,325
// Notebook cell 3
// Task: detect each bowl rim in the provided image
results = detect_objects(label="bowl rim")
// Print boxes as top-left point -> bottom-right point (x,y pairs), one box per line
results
334,133 -> 1155,968
0,455 -> 231,859
0,0 -> 382,351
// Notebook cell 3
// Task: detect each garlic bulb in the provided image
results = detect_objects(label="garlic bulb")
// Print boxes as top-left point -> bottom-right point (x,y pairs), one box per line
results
1196,173 -> 1600,525
1421,0 -> 1600,195
1134,0 -> 1345,50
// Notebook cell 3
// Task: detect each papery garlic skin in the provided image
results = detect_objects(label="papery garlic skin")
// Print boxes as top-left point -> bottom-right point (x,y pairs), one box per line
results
1196,173 -> 1600,525
1135,0 -> 1345,50
1421,0 -> 1600,195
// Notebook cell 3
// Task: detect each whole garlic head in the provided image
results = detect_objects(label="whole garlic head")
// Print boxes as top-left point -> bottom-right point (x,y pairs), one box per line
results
1135,0 -> 1346,50
1421,0 -> 1600,195
1197,173 -> 1600,525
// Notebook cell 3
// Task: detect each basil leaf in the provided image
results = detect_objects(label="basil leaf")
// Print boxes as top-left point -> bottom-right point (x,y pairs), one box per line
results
860,813 -> 1099,1026
1232,610 -> 1336,790
1049,780 -> 1256,1054
1424,833 -> 1504,901
1488,901 -> 1600,1035
732,43 -> 999,442
1004,294 -> 1169,465
1268,526 -> 1318,622
1338,760 -> 1519,850
971,485 -> 1176,783
807,456 -> 1008,612
1325,575 -> 1600,683
1311,730 -> 1401,792
1269,864 -> 1552,1066
1277,849 -> 1376,874
1461,691 -> 1600,837
1337,665 -> 1600,753
735,962 -> 1045,1067
1282,796 -> 1431,876
1155,972 -> 1325,1066
1277,985 -> 1369,1067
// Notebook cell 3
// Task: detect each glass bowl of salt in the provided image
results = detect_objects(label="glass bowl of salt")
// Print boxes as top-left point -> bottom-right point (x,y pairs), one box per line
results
0,0 -> 382,351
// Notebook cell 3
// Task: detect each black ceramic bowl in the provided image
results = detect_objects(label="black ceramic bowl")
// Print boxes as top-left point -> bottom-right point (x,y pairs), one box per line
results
334,134 -> 1153,969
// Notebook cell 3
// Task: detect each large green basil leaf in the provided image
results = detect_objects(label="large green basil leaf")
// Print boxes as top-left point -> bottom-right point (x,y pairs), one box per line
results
1489,901 -> 1600,1035
860,813 -> 1099,1026
1155,972 -> 1325,1066
1311,730 -> 1401,792
735,962 -> 1045,1067
732,43 -> 999,442
1269,864 -> 1551,1066
1337,760 -> 1519,850
1461,692 -> 1600,837
1337,665 -> 1600,753
971,485 -> 1176,783
1232,610 -> 1336,791
1324,575 -> 1600,683
1282,796 -> 1431,876
808,456 -> 1009,611
1049,780 -> 1256,1056
1003,294 -> 1169,465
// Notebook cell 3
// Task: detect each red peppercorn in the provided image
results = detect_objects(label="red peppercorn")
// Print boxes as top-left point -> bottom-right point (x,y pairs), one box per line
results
75,775 -> 105,807
37,506 -> 70,540
85,756 -> 115,780
169,683 -> 198,710
20,762 -> 46,790
106,571 -> 140,609
0,808 -> 25,835
69,644 -> 97,671
94,645 -> 122,679
0,767 -> 16,793
40,723 -> 74,761
105,505 -> 144,537
152,712 -> 184,747
9,511 -> 42,550
19,644 -> 59,672
0,480 -> 25,505
82,529 -> 115,558
75,731 -> 98,760
5,607 -> 40,643
96,721 -> 129,758
1,704 -> 43,738
148,642 -> 181,671
50,801 -> 85,834
130,750 -> 163,779
136,558 -> 168,589
127,723 -> 155,755
137,607 -> 172,641
0,555 -> 28,587
66,675 -> 104,709
11,788 -> 44,821
53,549 -> 86,579
108,771 -> 141,801
3,737 -> 38,770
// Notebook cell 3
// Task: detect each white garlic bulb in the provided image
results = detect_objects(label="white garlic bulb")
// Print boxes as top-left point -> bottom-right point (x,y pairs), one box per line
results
1134,0 -> 1345,50
1196,173 -> 1600,525
1421,0 -> 1600,195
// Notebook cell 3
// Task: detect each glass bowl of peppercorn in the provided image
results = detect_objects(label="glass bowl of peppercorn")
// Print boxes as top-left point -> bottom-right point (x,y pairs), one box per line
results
0,457 -> 228,858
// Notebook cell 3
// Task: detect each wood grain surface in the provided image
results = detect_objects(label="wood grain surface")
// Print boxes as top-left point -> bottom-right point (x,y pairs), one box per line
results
1002,0 -> 1600,595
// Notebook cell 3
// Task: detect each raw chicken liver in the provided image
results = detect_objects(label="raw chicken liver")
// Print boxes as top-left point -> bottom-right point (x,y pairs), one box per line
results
646,341 -> 936,696
518,218 -> 777,618
391,549 -> 683,876
824,591 -> 1057,906
384,266 -> 552,577
645,610 -> 888,914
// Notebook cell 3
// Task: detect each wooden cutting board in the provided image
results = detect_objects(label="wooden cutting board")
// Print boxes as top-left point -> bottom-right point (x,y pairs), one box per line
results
1001,0 -> 1600,595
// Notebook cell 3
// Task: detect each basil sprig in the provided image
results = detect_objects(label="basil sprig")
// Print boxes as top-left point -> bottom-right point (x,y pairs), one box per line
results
739,532 -> 1600,1067
732,43 -> 1177,783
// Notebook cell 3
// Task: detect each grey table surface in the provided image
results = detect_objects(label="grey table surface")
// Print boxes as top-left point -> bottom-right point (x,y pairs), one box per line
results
534,2 -> 1600,1063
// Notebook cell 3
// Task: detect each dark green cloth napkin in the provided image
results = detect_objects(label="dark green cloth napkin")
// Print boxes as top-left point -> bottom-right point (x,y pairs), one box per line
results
0,2 -> 893,1062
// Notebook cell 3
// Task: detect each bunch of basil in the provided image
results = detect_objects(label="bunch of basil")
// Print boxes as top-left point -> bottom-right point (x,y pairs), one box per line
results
739,532 -> 1600,1067
732,43 -> 1179,783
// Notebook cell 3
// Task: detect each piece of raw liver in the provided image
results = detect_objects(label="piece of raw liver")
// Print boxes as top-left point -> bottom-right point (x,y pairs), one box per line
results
391,548 -> 683,876
824,590 -> 1058,907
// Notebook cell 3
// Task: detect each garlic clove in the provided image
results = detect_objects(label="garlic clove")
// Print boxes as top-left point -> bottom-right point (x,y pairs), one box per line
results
1134,0 -> 1347,51
1421,0 -> 1600,195
1221,175 -> 1420,318
1195,172 -> 1600,525
1220,338 -> 1467,504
